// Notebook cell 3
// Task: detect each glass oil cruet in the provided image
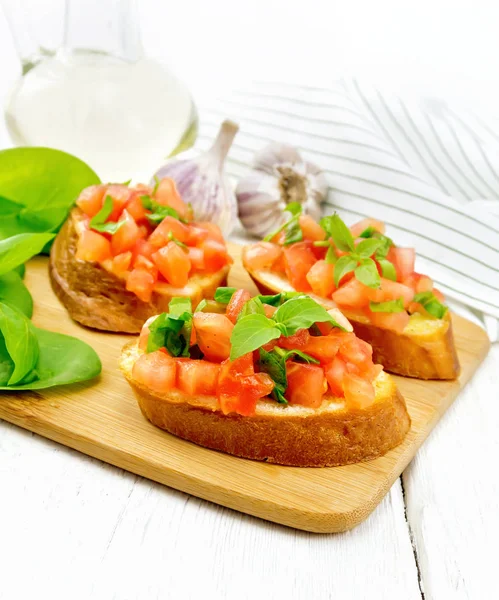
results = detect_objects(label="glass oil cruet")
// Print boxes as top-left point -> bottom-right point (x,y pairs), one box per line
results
1,0 -> 198,181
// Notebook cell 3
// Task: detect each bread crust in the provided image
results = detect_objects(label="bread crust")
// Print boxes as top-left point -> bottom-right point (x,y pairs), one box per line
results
49,208 -> 230,333
243,253 -> 460,380
120,343 -> 411,467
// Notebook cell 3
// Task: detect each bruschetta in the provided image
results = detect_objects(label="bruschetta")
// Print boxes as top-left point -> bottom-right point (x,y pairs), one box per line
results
120,288 -> 411,467
242,208 -> 459,380
50,179 -> 232,332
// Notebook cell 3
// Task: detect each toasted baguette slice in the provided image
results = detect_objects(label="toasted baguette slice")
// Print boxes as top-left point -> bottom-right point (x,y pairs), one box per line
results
120,341 -> 411,467
49,208 -> 230,333
244,262 -> 460,380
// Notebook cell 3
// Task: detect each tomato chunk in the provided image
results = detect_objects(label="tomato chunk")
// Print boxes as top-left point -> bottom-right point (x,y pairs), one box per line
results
306,260 -> 335,298
152,242 -> 191,287
201,239 -> 229,272
126,268 -> 155,303
283,242 -> 316,292
132,238 -> 155,262
149,216 -> 190,248
76,230 -> 111,262
350,218 -> 385,238
76,185 -> 106,217
138,315 -> 158,351
342,373 -> 375,409
285,362 -> 326,408
154,178 -> 188,219
301,335 -> 342,364
243,242 -> 283,270
112,251 -> 132,276
278,328 -> 310,349
132,351 -> 176,394
196,221 -> 225,243
379,278 -> 414,307
187,247 -> 205,272
176,359 -> 220,396
225,289 -> 251,324
193,312 -> 234,362
299,215 -> 326,242
126,193 -> 148,223
389,247 -> 416,281
324,356 -> 347,397
368,310 -> 410,334
106,184 -> 132,221
134,255 -> 158,279
332,278 -> 383,308
111,209 -> 140,255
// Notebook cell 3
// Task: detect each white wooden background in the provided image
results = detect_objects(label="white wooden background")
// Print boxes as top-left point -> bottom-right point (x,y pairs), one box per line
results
1,2 -> 499,599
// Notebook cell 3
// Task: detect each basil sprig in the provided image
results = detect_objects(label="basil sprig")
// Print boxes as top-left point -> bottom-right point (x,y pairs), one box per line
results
369,298 -> 405,313
263,202 -> 303,245
413,292 -> 448,318
214,287 -> 237,304
140,195 -> 185,226
90,196 -> 126,234
147,298 -> 193,356
258,347 -> 318,404
230,296 -> 345,360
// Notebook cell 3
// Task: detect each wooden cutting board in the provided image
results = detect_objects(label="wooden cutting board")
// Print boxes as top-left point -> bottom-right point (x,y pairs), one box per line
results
0,244 -> 490,533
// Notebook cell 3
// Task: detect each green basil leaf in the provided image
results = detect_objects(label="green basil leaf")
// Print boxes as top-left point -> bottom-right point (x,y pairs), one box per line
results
258,293 -> 282,306
0,148 -> 100,245
89,196 -> 125,234
0,302 -> 39,385
152,175 -> 161,195
276,347 -> 319,364
167,232 -> 187,249
0,233 -> 55,276
258,347 -> 288,404
283,218 -> 303,245
413,292 -> 448,318
373,234 -> 394,259
230,314 -> 281,360
214,287 -> 237,304
333,255 -> 358,287
147,312 -> 187,356
274,296 -> 337,335
121,179 -> 132,186
263,203 -> 303,242
141,195 -> 182,225
169,297 -> 193,317
377,258 -> 397,281
195,299 -> 208,312
359,226 -> 376,238
355,258 -> 381,289
0,327 -> 101,390
369,298 -> 405,313
320,214 -> 355,252
0,271 -> 33,317
238,297 -> 266,320
168,297 -> 193,357
284,202 -> 303,217
356,238 -> 383,258
324,245 -> 337,265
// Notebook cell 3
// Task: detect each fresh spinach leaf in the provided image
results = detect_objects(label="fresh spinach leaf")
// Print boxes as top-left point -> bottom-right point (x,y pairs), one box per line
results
0,302 -> 39,385
0,233 -> 55,276
214,287 -> 237,304
0,327 -> 101,390
0,148 -> 100,245
0,271 -> 33,317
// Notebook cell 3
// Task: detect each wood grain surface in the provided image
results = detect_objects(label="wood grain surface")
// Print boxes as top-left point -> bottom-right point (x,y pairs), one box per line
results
0,245 -> 490,533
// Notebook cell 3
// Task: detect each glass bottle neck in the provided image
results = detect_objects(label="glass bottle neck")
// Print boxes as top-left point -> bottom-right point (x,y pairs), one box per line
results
63,0 -> 142,62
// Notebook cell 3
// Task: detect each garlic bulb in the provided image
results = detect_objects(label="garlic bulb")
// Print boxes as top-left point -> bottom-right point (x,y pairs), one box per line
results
236,142 -> 327,237
151,120 -> 239,235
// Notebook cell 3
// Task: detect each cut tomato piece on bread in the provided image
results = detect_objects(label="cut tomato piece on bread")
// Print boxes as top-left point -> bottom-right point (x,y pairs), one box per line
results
76,185 -> 106,217
152,242 -> 191,287
111,210 -> 141,255
149,216 -> 190,247
176,359 -> 220,396
201,239 -> 229,272
325,356 -> 347,397
283,242 -> 316,292
132,350 -> 176,394
243,242 -> 282,270
306,260 -> 335,298
154,178 -> 188,219
350,218 -> 385,237
285,362 -> 326,408
343,373 -> 375,409
193,312 -> 234,362
226,289 -> 251,324
126,268 -> 155,302
76,230 -> 111,262
299,214 -> 326,242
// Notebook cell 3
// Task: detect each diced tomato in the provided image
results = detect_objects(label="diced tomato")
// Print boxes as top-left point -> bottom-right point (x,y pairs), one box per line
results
368,310 -> 410,334
76,185 -> 106,217
389,247 -> 415,281
338,335 -> 373,370
201,239 -> 229,272
306,260 -> 335,298
187,247 -> 205,272
152,242 -> 191,287
112,251 -> 132,276
106,184 -> 132,221
193,312 -> 234,362
154,178 -> 188,219
278,328 -> 310,349
186,225 -> 209,246
176,359 -> 220,396
285,362 -> 326,408
349,218 -> 385,238
416,275 -> 433,294
138,316 -> 157,351
299,214 -> 326,242
126,268 -> 155,302
333,278 -> 383,309
134,255 -> 158,279
324,356 -> 348,397
111,209 -> 140,255
283,242 -> 316,292
132,351 -> 176,394
126,193 -> 148,223
301,335 -> 342,364
76,230 -> 111,262
263,304 -> 277,318
342,374 -> 375,409
149,216 -> 190,248
379,278 -> 414,307
135,183 -> 153,196
226,289 -> 251,324
196,221 -> 225,243
132,239 -> 155,262
243,242 -> 283,270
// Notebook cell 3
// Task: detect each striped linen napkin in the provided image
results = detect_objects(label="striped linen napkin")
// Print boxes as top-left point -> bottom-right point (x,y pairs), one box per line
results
196,79 -> 499,341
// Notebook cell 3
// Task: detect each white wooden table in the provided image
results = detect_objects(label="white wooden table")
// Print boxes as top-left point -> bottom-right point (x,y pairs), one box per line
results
1,3 -> 499,598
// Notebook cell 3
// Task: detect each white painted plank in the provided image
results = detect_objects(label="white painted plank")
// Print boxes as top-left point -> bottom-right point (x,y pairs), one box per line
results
0,421 -> 421,600
404,345 -> 499,600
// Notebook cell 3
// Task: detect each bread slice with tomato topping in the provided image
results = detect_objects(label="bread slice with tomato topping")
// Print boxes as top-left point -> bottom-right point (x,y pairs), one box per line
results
49,179 -> 231,333
242,212 -> 459,380
119,288 -> 411,467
